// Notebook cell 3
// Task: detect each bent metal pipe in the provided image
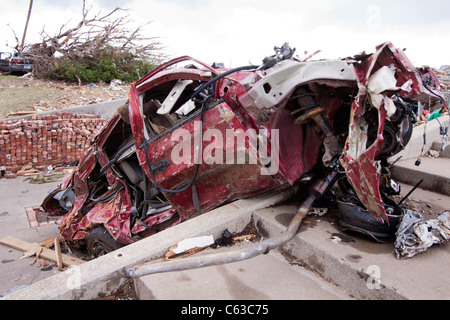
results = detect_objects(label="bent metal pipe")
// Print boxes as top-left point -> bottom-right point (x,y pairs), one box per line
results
125,173 -> 336,279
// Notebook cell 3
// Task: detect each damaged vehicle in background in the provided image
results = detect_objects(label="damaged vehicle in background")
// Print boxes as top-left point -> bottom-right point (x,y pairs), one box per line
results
9,56 -> 32,75
0,52 -> 33,75
42,42 -> 443,258
0,52 -> 12,73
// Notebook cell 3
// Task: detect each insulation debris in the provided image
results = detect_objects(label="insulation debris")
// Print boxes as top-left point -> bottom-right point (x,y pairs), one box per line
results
394,210 -> 450,259
171,235 -> 214,254
164,235 -> 214,260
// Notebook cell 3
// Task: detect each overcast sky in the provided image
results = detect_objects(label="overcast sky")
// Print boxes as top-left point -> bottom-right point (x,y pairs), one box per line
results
1,0 -> 449,68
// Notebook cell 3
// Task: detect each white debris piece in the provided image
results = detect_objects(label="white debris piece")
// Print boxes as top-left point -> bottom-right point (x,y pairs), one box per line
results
176,100 -> 196,116
171,235 -> 215,254
308,207 -> 328,217
394,210 -> 450,259
109,79 -> 125,91
367,66 -> 397,117
158,79 -> 193,114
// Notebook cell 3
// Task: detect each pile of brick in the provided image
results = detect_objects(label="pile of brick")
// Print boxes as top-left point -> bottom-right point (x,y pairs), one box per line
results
0,112 -> 107,178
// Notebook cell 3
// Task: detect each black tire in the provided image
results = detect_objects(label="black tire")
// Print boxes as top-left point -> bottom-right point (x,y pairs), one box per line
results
86,225 -> 124,258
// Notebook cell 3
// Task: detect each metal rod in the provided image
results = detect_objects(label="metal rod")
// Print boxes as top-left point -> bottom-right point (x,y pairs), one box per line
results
125,174 -> 334,279
398,179 -> 423,205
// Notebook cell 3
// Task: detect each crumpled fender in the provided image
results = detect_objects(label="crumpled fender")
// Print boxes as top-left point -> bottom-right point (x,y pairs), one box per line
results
340,42 -> 438,222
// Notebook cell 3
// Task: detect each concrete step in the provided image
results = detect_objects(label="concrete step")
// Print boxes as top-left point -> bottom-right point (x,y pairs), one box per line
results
253,204 -> 450,300
1,189 -> 296,300
391,157 -> 450,196
134,194 -> 450,300
134,249 -> 354,300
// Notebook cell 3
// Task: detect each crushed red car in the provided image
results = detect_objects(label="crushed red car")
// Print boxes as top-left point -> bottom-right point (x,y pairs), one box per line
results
42,42 -> 443,257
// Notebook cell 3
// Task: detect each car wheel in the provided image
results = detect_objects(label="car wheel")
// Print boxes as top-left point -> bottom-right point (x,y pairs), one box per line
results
86,226 -> 123,258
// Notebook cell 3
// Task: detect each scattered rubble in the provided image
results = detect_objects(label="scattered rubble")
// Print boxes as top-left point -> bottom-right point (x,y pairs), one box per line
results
436,66 -> 450,93
0,236 -> 85,268
394,210 -> 450,259
101,279 -> 137,300
0,76 -> 128,118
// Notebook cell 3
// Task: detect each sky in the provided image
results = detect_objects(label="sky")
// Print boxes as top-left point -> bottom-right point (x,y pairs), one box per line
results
1,0 -> 449,69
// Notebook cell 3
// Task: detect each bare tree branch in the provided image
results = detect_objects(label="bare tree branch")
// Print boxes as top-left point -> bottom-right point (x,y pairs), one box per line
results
7,23 -> 20,52
9,0 -> 165,79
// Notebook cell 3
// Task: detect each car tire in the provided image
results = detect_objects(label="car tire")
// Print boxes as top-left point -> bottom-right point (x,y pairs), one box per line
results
86,225 -> 124,258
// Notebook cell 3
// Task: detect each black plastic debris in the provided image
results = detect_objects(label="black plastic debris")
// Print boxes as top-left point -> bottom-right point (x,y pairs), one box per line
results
330,233 -> 355,243
210,229 -> 234,248
337,199 -> 402,243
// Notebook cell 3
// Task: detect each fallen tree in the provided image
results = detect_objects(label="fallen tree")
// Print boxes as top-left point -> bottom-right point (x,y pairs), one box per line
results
11,0 -> 165,83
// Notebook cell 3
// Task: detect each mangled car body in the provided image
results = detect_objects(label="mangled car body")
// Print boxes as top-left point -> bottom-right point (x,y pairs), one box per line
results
42,42 -> 442,257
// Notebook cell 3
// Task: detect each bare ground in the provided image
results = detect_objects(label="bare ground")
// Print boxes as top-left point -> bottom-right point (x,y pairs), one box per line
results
0,75 -> 128,118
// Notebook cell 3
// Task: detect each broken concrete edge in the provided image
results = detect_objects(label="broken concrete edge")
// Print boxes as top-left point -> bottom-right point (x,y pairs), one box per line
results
431,141 -> 450,158
3,98 -> 127,122
390,164 -> 450,197
252,208 -> 406,300
388,116 -> 450,196
0,187 -> 295,300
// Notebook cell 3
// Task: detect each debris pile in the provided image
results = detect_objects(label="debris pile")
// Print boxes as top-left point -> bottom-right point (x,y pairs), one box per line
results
0,235 -> 85,269
394,210 -> 450,259
163,229 -> 257,261
436,66 -> 450,93
0,113 -> 107,177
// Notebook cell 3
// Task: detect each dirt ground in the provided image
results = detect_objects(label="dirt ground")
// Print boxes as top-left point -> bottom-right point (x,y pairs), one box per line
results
0,74 -> 128,118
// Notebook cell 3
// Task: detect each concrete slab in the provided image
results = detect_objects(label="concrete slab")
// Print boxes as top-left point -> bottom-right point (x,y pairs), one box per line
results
0,175 -> 64,297
1,188 -> 294,300
391,157 -> 450,196
135,249 -> 354,300
253,204 -> 450,300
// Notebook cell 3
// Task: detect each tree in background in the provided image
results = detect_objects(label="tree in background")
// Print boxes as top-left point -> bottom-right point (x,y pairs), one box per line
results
9,0 -> 165,83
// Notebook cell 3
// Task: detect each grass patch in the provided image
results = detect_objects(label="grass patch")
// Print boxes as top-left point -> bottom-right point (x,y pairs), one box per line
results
0,76 -> 65,117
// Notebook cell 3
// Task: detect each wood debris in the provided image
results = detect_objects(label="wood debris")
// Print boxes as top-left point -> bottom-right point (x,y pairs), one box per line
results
30,247 -> 43,266
40,237 -> 55,249
0,236 -> 84,267
232,234 -> 255,242
54,235 -> 63,270
20,243 -> 42,259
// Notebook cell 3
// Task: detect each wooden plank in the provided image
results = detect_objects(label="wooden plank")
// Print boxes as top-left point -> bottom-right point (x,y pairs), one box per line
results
3,110 -> 36,118
54,237 -> 63,269
0,236 -> 85,267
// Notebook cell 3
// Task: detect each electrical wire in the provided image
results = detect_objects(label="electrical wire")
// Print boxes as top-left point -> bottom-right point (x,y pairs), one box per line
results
190,65 -> 257,100
423,83 -> 447,112
142,101 -> 207,194
141,65 -> 257,195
